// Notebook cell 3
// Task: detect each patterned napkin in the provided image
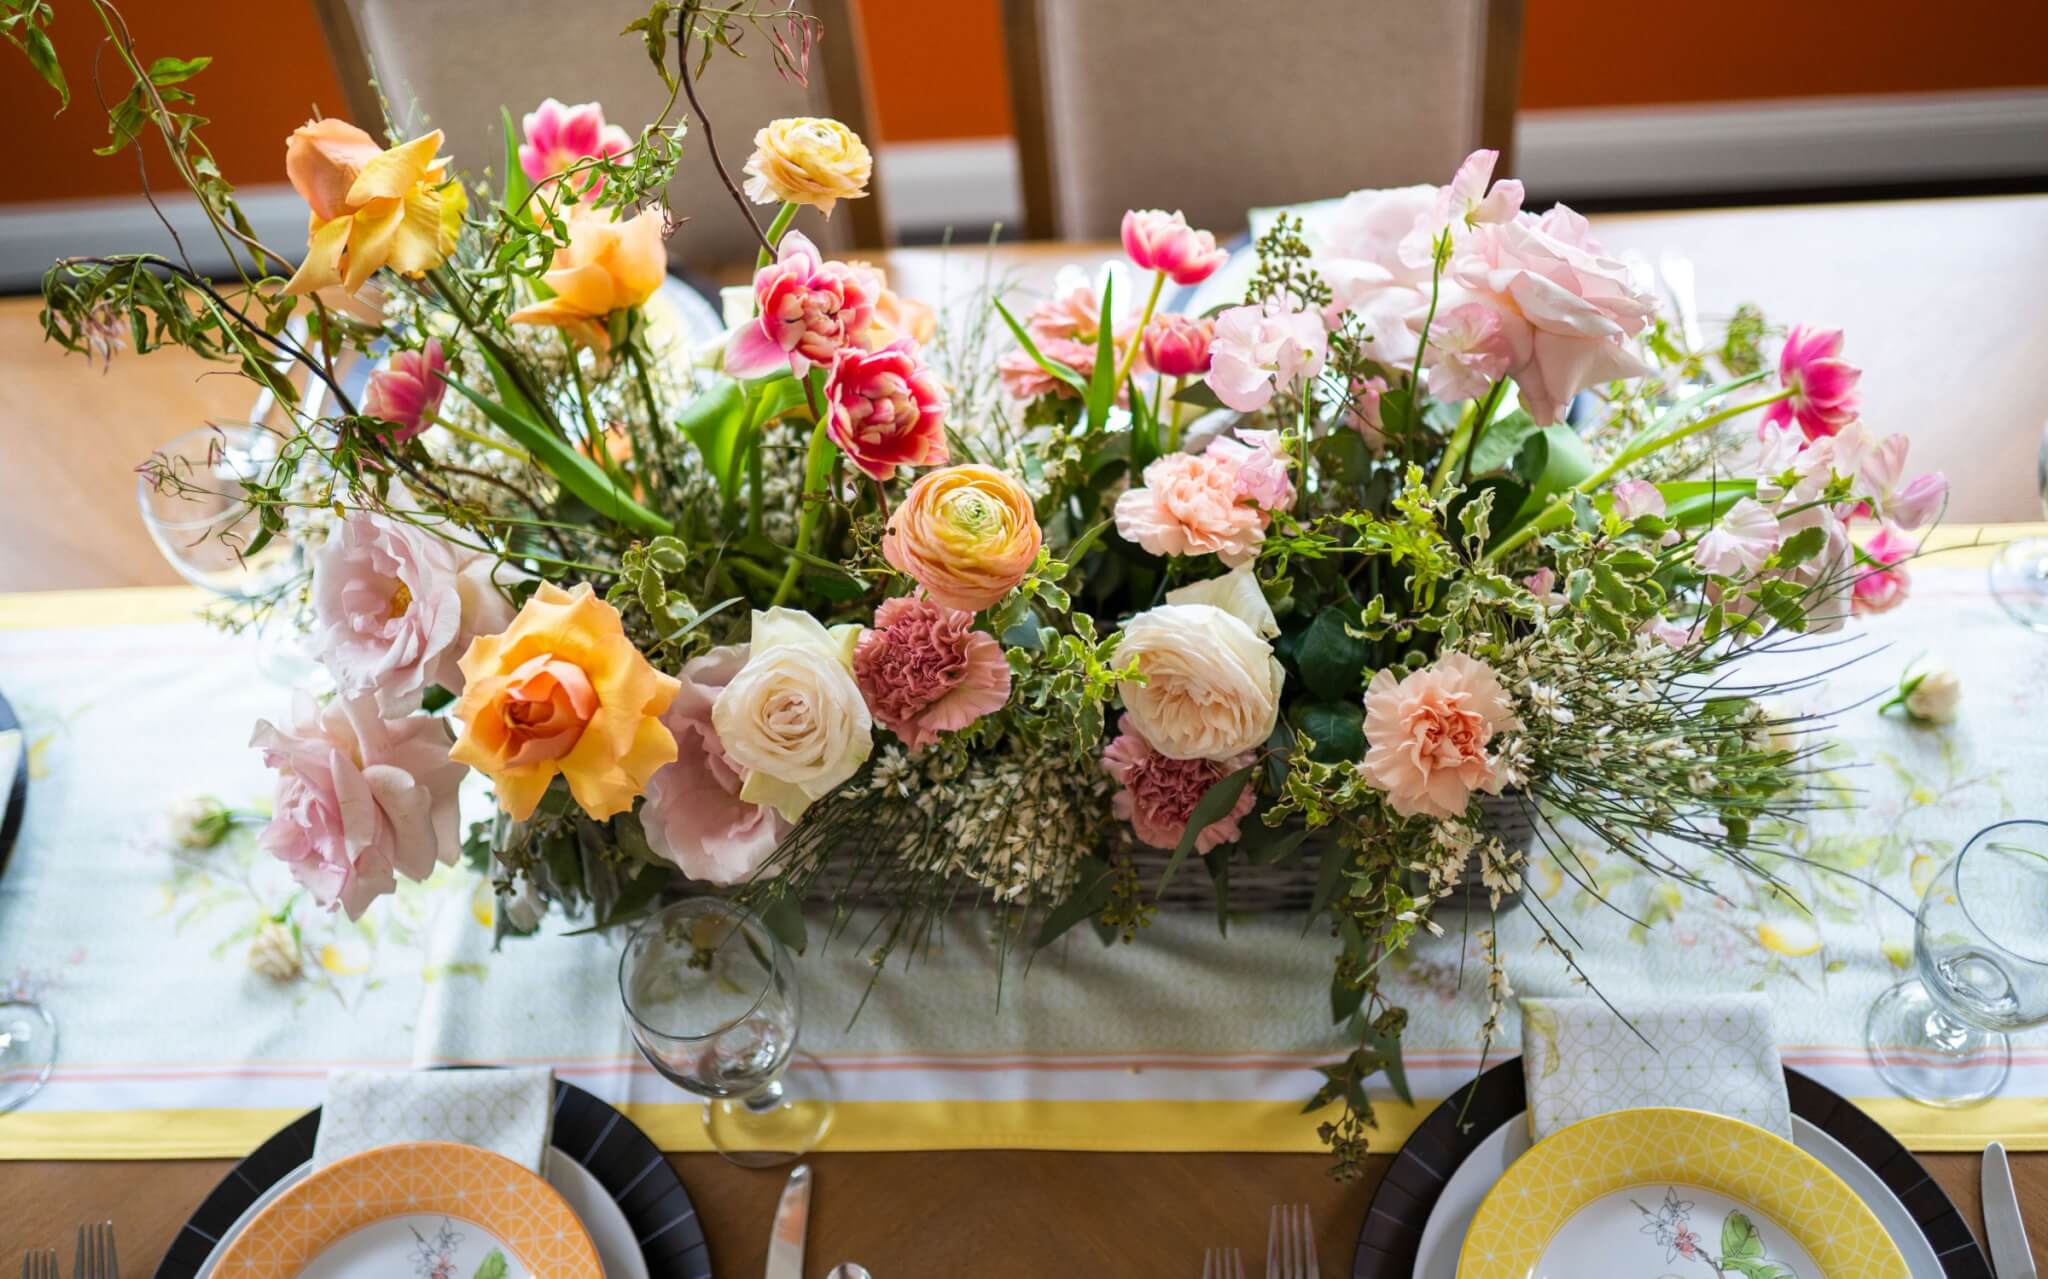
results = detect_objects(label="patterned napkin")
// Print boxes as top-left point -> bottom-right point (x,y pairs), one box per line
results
1519,994 -> 1791,1140
311,1067 -> 555,1171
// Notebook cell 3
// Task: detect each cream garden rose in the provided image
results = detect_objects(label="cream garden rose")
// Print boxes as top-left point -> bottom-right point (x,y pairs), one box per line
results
711,608 -> 873,821
1116,566 -> 1284,761
743,117 -> 872,216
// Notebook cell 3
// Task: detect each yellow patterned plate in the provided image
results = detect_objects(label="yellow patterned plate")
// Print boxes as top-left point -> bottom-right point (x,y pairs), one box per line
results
1458,1107 -> 1907,1279
213,1140 -> 601,1279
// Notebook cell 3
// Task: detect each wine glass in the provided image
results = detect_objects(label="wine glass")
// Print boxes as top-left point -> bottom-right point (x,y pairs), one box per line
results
619,899 -> 834,1166
1866,819 -> 2048,1107
136,424 -> 300,599
1989,419 -> 2048,631
0,985 -> 57,1114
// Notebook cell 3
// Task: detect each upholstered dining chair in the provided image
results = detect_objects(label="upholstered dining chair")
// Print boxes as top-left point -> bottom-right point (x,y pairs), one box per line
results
1000,0 -> 1524,241
310,0 -> 888,273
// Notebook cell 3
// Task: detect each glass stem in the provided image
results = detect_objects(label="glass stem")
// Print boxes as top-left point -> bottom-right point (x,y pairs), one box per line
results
1923,1006 -> 1976,1052
743,1076 -> 787,1113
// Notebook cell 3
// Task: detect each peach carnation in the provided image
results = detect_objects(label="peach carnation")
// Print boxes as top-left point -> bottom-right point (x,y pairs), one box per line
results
853,596 -> 1011,751
1113,452 -> 1268,566
1100,719 -> 1255,852
1360,652 -> 1520,820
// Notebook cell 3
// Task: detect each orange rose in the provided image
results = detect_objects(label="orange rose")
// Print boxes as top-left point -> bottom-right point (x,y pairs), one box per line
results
283,120 -> 466,297
882,464 -> 1042,614
450,582 -> 680,821
508,205 -> 667,350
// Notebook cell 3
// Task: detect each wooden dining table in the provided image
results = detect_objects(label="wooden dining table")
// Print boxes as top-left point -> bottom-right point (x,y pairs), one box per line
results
3,194 -> 2046,1275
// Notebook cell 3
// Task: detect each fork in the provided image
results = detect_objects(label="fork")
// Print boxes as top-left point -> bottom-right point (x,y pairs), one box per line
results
1266,1203 -> 1318,1279
20,1250 -> 58,1279
72,1224 -> 115,1279
1201,1246 -> 1244,1278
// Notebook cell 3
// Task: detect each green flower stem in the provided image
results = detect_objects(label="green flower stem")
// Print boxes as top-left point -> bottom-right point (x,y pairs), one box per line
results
1403,234 -> 1450,458
1163,375 -> 1183,451
426,414 -> 534,465
1110,268 -> 1166,391
769,373 -> 835,607
756,202 -> 799,269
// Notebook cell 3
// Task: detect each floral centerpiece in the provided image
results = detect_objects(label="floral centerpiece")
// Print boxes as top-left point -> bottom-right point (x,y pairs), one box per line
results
22,0 -> 1944,1173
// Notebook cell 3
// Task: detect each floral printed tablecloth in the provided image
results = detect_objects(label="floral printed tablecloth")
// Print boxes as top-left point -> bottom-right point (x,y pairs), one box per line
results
2,533 -> 2046,1160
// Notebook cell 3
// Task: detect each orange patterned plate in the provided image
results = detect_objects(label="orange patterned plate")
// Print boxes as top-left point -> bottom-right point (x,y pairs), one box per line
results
212,1140 -> 602,1279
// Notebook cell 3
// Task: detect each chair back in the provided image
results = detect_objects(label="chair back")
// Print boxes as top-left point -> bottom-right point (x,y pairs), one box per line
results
1002,0 -> 1523,240
311,0 -> 887,272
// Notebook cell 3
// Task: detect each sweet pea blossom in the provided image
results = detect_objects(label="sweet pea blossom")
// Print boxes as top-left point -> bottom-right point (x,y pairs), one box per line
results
519,98 -> 630,193
1120,209 -> 1229,285
1205,301 -> 1327,413
824,339 -> 949,481
360,339 -> 449,442
1142,313 -> 1214,378
1100,718 -> 1255,853
853,595 -> 1011,752
724,230 -> 879,379
1693,498 -> 1782,577
1853,523 -> 1915,614
1400,149 -> 1525,269
1523,567 -> 1562,606
1346,374 -> 1389,452
1762,325 -> 1860,440
1611,479 -> 1665,521
1204,428 -> 1296,511
1851,429 -> 1947,530
1418,302 -> 1511,402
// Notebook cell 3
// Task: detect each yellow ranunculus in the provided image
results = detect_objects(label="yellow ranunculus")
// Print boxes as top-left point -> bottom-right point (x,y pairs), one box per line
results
742,117 -> 871,216
449,582 -> 680,822
507,206 -> 667,350
283,120 -> 466,297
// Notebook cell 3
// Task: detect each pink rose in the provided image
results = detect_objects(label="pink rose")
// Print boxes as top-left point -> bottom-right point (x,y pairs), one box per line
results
1206,301 -> 1328,413
1360,652 -> 1519,820
1762,325 -> 1859,441
640,645 -> 792,885
520,97 -> 631,194
1317,183 -> 1437,366
853,596 -> 1011,752
1100,718 -> 1255,852
250,692 -> 467,920
1113,452 -> 1268,566
1418,301 -> 1511,403
1853,523 -> 1914,614
1142,313 -> 1214,378
1120,209 -> 1229,286
311,512 -> 516,715
1204,428 -> 1296,511
361,339 -> 449,443
724,230 -> 880,379
823,338 -> 950,481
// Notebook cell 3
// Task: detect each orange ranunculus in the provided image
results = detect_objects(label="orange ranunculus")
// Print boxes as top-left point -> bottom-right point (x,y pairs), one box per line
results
881,464 -> 1042,614
449,582 -> 680,821
283,120 -> 467,297
507,206 -> 667,350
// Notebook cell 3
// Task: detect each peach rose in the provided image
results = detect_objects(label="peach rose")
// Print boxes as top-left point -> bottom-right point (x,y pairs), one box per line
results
1359,652 -> 1520,820
449,582 -> 680,821
882,464 -> 1042,614
742,117 -> 872,216
284,121 -> 467,297
508,205 -> 667,350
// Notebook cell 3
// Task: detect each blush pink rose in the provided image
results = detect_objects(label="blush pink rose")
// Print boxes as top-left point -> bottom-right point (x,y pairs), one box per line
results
724,230 -> 880,379
1113,451 -> 1269,566
360,338 -> 449,443
520,97 -> 631,194
311,511 -> 516,715
1100,718 -> 1255,852
853,595 -> 1011,751
1120,209 -> 1229,285
824,338 -> 950,481
640,645 -> 792,885
250,691 -> 467,920
1360,652 -> 1520,820
1852,523 -> 1915,614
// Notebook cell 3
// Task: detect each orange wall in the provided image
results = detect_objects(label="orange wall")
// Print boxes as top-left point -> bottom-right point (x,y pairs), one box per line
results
8,0 -> 2045,203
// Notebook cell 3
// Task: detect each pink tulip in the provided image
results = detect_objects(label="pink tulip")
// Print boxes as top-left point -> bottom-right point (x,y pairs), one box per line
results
1120,209 -> 1228,286
360,338 -> 449,443
520,98 -> 631,194
1141,313 -> 1214,378
724,230 -> 880,379
1762,325 -> 1860,440
824,339 -> 950,481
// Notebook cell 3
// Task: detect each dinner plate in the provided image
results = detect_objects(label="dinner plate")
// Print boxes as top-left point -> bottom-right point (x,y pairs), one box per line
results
211,1140 -> 602,1279
0,688 -> 28,875
1457,1107 -> 1908,1279
1412,1112 -> 1942,1279
195,1146 -> 646,1279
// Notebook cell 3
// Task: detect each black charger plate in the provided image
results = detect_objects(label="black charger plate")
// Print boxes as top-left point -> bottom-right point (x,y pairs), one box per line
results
1351,1057 -> 1992,1278
152,1079 -> 713,1279
0,688 -> 27,875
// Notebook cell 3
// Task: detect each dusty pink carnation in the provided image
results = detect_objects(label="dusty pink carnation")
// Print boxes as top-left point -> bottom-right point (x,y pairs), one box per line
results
641,645 -> 792,885
998,285 -> 1143,403
1113,452 -> 1269,566
1100,718 -> 1255,852
853,595 -> 1011,751
1360,652 -> 1520,820
999,336 -> 1095,401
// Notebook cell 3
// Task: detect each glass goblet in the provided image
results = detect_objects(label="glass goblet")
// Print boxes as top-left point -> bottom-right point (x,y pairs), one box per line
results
1989,419 -> 2048,631
0,989 -> 56,1114
1866,819 -> 2048,1107
619,899 -> 833,1167
136,423 -> 299,600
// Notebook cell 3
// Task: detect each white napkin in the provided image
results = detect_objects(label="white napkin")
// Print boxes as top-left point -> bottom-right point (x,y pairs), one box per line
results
311,1067 -> 555,1171
1519,993 -> 1791,1141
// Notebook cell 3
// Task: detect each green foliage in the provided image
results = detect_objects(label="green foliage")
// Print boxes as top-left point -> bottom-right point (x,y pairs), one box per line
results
2,0 -> 65,109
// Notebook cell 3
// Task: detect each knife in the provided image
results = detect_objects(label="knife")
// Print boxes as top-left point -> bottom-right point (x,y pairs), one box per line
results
1984,1141 -> 2036,1279
765,1163 -> 812,1279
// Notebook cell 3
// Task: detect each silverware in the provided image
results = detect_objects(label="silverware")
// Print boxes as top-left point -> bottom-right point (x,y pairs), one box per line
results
71,1224 -> 114,1279
1201,1247 -> 1243,1279
824,1266 -> 871,1279
1983,1140 -> 2036,1279
1266,1203 -> 1318,1279
20,1250 -> 57,1279
764,1163 -> 811,1279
